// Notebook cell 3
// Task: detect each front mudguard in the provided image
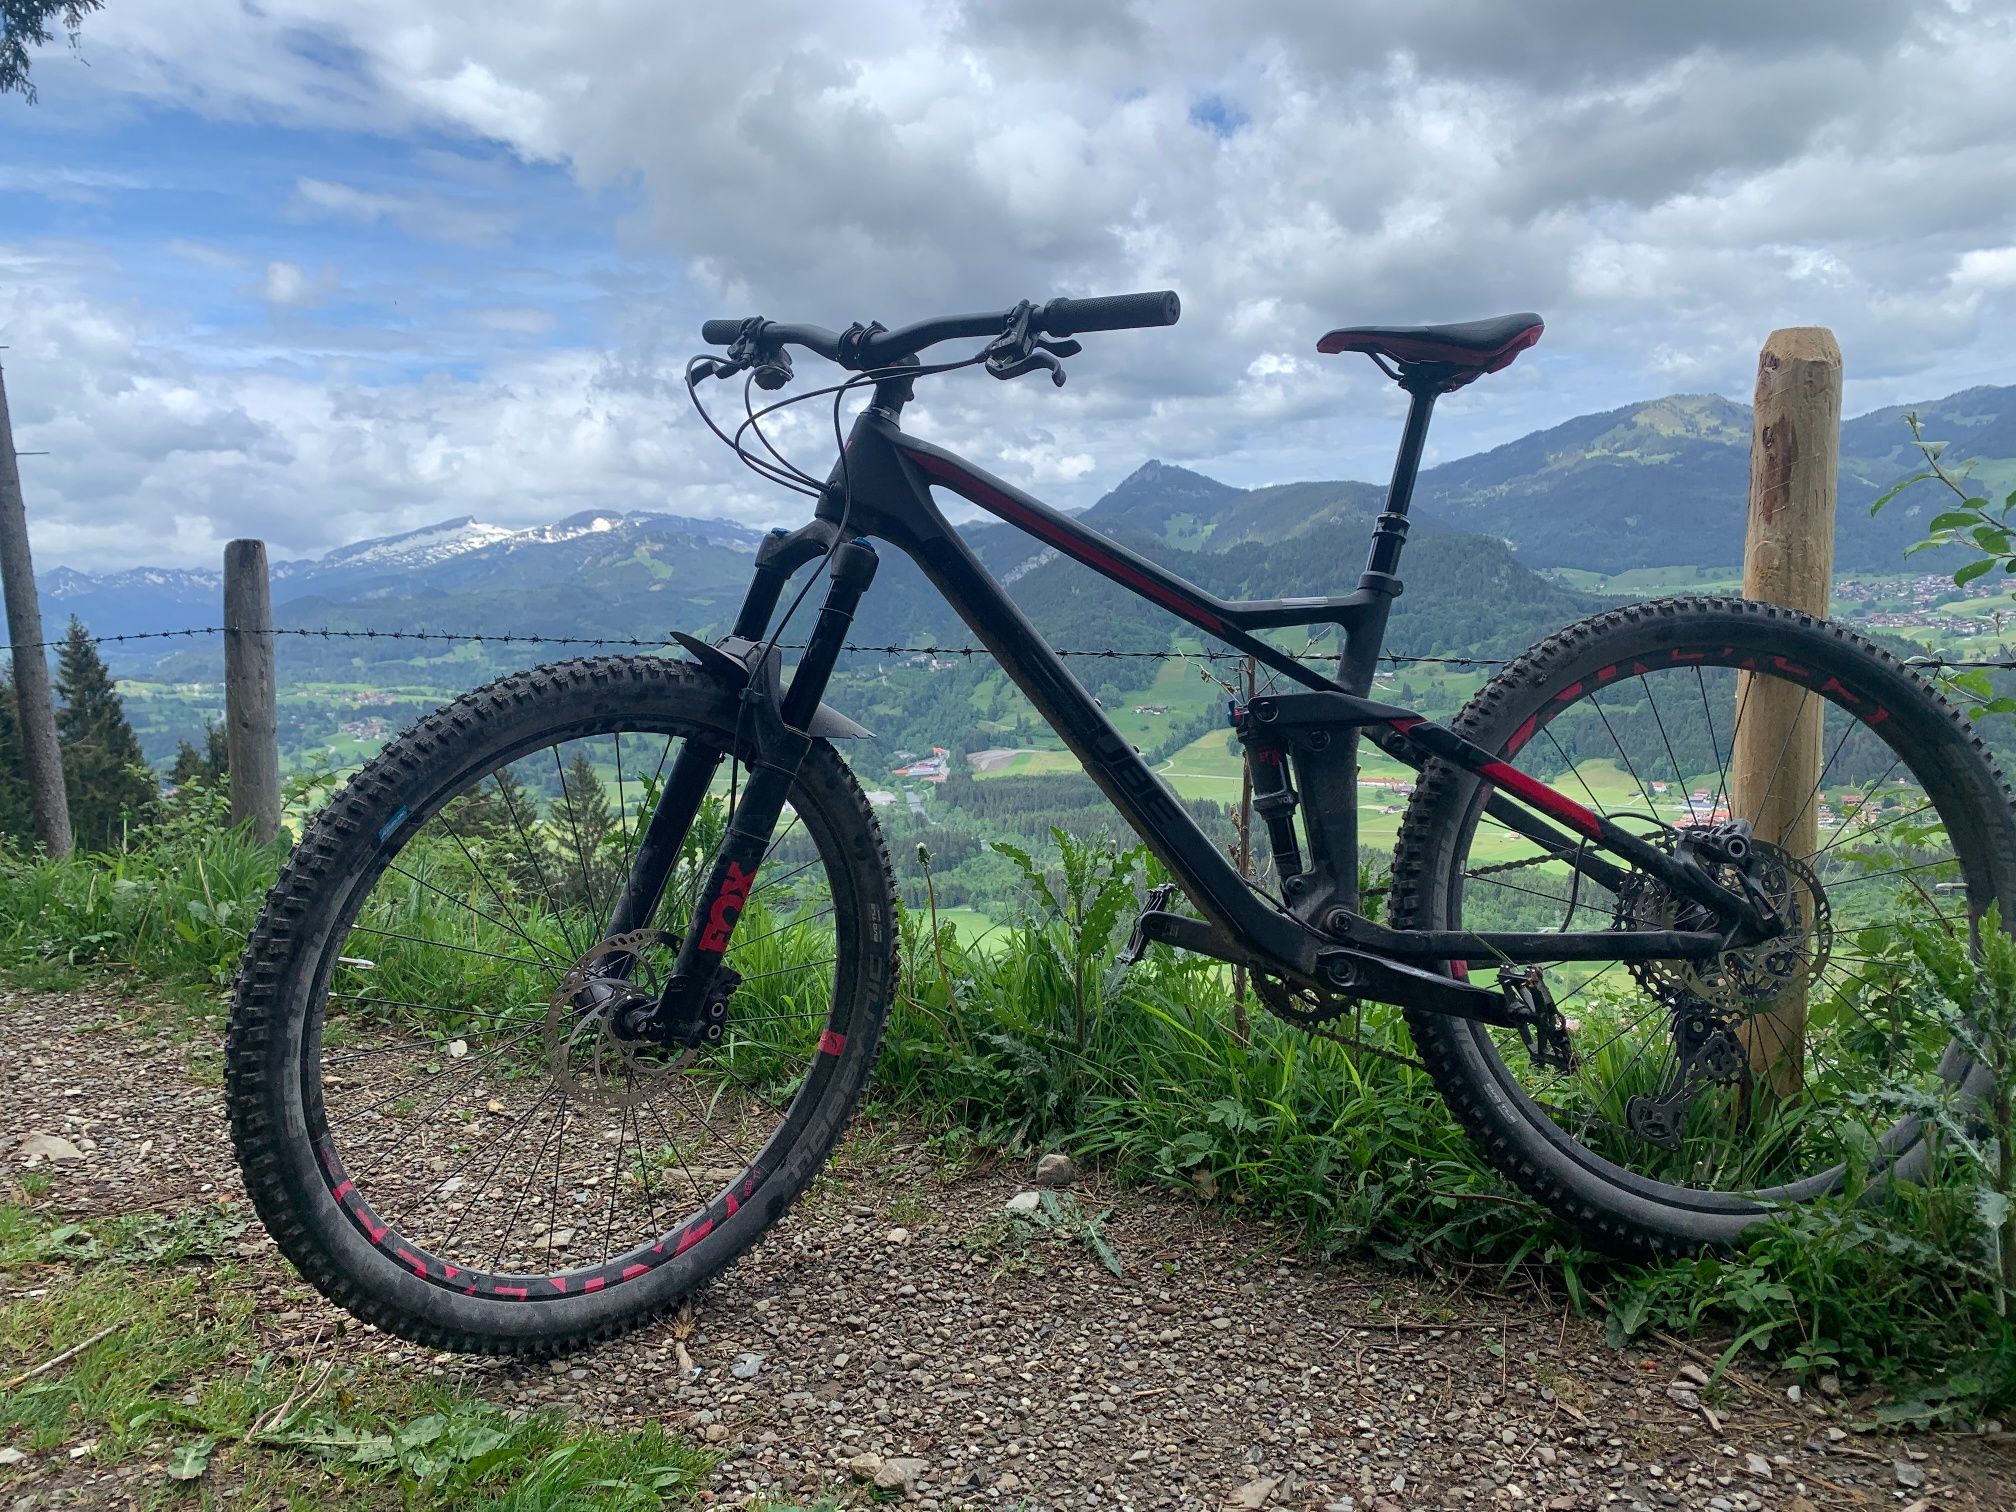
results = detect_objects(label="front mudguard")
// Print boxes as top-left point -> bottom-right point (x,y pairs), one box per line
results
670,632 -> 872,739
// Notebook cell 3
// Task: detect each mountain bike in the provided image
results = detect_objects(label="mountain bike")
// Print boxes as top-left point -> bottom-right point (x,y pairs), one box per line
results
228,291 -> 2016,1356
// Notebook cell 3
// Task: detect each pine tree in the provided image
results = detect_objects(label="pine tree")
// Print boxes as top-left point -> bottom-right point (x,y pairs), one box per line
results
167,722 -> 229,789
439,761 -> 548,899
551,750 -> 618,907
54,617 -> 153,850
0,672 -> 33,848
443,762 -> 536,846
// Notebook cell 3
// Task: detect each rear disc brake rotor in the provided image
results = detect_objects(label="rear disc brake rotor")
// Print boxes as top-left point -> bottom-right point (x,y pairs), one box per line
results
1618,836 -> 1832,1015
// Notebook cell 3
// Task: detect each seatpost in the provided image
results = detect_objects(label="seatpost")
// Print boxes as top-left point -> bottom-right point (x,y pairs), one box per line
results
1337,378 -> 1440,696
1362,380 -> 1439,592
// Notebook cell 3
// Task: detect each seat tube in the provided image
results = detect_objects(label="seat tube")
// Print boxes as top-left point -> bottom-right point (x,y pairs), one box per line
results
1338,383 -> 1439,696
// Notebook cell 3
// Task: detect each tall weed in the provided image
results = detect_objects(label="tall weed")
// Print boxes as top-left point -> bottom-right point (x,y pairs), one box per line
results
5,816 -> 2014,1414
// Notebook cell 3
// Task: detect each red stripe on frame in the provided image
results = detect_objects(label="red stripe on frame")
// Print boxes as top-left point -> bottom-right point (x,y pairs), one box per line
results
1478,761 -> 1603,839
909,451 -> 1230,636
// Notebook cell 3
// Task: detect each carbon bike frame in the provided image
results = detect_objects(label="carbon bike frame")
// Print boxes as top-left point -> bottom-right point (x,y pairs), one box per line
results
620,375 -> 1760,1032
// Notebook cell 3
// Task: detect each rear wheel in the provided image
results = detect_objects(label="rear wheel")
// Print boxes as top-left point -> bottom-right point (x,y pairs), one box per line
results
227,656 -> 896,1355
1391,597 -> 2016,1252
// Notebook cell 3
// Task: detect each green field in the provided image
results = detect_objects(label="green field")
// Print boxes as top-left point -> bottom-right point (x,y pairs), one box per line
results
977,748 -> 1082,777
932,905 -> 1007,949
1546,564 -> 1746,596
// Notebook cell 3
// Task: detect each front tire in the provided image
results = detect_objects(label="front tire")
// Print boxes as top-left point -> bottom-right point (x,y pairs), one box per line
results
227,656 -> 898,1355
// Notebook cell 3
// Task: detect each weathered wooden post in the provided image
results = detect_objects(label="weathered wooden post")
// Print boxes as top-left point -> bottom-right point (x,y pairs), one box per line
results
0,359 -> 72,858
223,539 -> 282,843
1731,328 -> 1842,1098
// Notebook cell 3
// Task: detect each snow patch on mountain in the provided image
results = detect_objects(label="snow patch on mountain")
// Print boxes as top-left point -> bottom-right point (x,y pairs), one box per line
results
280,517 -> 518,578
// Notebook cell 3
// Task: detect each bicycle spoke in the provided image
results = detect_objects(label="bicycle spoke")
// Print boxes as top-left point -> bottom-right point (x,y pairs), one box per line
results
1445,631 -> 1990,1212
495,763 -> 585,960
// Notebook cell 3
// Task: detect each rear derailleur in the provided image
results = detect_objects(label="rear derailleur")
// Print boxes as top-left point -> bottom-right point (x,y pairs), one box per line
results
1624,1000 -> 1749,1151
1501,966 -> 1576,1074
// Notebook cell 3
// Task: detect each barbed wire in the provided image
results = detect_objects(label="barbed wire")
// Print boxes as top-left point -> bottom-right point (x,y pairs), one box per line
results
0,622 -> 1514,668
6,620 -> 2016,673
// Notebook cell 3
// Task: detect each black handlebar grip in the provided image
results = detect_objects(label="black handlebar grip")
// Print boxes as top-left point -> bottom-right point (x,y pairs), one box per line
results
701,318 -> 750,345
1037,290 -> 1180,337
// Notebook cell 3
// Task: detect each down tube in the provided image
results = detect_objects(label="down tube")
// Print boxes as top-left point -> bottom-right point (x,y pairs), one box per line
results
900,528 -> 1308,969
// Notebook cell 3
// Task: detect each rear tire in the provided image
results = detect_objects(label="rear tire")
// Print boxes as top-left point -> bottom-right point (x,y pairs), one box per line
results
227,656 -> 897,1355
1391,597 -> 2016,1253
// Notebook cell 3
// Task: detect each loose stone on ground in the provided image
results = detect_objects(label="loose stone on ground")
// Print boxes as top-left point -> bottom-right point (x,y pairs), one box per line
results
2,989 -> 2014,1510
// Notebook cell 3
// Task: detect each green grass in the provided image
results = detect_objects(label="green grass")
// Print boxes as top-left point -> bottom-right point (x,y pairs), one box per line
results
931,905 -> 1004,948
0,1202 -> 718,1508
3,799 -> 2012,1425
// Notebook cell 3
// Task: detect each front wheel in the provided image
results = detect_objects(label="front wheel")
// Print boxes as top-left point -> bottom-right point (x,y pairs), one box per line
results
227,656 -> 897,1355
1392,596 -> 2016,1253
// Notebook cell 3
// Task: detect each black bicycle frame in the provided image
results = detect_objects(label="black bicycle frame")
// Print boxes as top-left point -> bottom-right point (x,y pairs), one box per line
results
621,376 -> 1763,1032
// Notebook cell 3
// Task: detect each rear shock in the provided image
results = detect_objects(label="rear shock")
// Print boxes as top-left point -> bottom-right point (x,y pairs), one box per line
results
1231,700 -> 1304,882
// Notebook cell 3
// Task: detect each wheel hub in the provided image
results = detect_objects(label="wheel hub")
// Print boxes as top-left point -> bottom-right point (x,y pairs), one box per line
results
541,930 -> 739,1109
1616,831 -> 1832,1015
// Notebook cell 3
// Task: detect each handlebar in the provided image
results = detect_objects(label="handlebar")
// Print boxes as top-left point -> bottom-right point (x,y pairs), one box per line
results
1037,290 -> 1181,336
699,290 -> 1179,371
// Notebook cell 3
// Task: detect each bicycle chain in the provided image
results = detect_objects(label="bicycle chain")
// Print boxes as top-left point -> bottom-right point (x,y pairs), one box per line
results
1254,850 -> 1572,1069
1301,1017 -> 1429,1073
1256,982 -> 1429,1071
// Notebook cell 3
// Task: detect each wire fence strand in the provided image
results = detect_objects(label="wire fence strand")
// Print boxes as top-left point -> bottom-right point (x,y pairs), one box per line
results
6,621 -> 2016,673
0,623 -> 1520,669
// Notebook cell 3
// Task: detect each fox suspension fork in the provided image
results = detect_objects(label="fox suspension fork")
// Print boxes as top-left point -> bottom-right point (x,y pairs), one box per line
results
622,539 -> 880,1047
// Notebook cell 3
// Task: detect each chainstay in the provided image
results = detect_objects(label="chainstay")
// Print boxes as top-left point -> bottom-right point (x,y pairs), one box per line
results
1276,845 -> 1613,1073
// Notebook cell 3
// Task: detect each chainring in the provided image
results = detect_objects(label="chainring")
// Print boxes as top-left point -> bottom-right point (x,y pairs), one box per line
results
1254,972 -> 1356,1028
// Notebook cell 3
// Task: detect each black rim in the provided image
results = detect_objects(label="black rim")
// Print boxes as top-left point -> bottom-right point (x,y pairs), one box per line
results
300,718 -> 858,1298
1440,632 -> 1984,1209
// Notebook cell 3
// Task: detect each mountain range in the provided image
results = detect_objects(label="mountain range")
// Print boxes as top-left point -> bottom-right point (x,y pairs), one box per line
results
39,381 -> 2016,660
1094,385 -> 2016,573
40,510 -> 767,643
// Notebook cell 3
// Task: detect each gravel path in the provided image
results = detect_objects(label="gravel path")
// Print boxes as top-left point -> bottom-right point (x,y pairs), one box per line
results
4,985 -> 2014,1511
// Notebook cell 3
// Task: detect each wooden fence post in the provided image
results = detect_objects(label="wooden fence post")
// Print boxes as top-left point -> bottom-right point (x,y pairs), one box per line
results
0,359 -> 72,858
223,540 -> 282,844
1731,327 -> 1842,1098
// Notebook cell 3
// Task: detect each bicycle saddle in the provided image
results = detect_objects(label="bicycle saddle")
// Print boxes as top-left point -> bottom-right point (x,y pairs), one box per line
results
1317,312 -> 1543,391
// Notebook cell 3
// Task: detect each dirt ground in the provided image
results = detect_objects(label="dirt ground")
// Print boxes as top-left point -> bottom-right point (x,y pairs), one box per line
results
3,984 -> 2014,1511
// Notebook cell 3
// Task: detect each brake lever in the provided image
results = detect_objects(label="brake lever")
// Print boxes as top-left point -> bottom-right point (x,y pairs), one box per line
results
987,348 -> 1067,386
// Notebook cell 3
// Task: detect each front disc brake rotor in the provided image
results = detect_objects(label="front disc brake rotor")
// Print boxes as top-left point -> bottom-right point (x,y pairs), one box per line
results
542,929 -> 695,1110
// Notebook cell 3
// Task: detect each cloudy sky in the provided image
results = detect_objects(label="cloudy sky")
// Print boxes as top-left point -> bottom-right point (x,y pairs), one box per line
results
5,0 -> 2016,573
